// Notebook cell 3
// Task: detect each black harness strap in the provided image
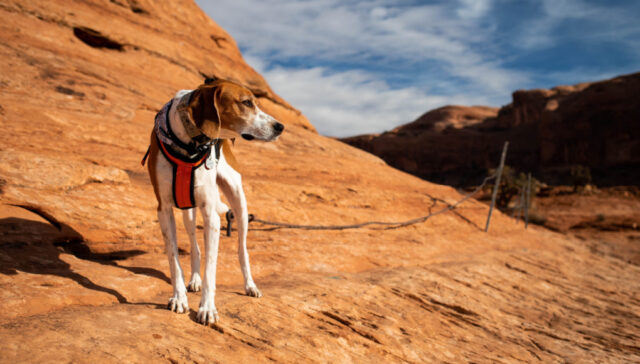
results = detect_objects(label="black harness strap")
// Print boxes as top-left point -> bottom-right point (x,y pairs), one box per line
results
157,96 -> 215,156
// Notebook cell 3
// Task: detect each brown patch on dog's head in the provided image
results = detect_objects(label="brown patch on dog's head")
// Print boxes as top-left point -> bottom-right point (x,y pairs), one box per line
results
188,79 -> 283,142
211,80 -> 258,133
186,85 -> 222,139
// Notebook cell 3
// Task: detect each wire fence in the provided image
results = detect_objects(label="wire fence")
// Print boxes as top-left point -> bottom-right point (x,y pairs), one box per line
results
226,142 -> 534,234
228,174 -> 498,233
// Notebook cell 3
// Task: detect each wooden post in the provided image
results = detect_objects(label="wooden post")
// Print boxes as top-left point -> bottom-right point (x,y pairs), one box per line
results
485,141 -> 509,232
525,173 -> 532,229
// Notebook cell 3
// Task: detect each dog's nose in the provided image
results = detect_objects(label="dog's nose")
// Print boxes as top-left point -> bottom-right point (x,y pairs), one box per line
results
273,122 -> 284,134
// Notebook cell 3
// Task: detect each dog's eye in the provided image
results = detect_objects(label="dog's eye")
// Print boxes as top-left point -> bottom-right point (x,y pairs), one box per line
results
241,100 -> 254,108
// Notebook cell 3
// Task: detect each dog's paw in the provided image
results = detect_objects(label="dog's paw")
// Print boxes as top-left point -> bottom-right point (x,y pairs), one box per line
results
245,284 -> 263,298
196,302 -> 219,326
187,274 -> 202,292
167,294 -> 189,314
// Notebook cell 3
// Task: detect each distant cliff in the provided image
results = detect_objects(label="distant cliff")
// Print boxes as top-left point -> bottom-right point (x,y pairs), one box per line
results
342,72 -> 640,186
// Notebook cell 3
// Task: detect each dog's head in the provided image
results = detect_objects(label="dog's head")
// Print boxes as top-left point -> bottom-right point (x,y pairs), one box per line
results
186,80 -> 284,141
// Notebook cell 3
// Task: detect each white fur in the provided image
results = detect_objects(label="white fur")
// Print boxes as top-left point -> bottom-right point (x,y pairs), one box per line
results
153,90 -> 268,326
217,107 -> 280,141
242,108 -> 281,141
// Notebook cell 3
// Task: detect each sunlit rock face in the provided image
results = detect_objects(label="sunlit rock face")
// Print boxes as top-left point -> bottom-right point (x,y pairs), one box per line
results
0,2 -> 639,363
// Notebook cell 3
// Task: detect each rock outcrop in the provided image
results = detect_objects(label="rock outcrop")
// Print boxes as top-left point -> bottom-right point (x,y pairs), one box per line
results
1,1 -> 639,362
342,73 -> 640,186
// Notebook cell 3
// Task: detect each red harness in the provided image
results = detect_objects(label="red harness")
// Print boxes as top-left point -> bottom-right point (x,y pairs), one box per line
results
141,98 -> 220,209
142,138 -> 219,209
157,138 -> 210,209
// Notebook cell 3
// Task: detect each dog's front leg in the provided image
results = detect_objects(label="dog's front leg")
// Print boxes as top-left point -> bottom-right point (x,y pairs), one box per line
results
217,160 -> 261,297
158,206 -> 189,313
196,200 -> 221,325
182,208 -> 202,292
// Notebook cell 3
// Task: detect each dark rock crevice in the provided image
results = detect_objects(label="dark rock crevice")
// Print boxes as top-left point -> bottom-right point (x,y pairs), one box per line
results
73,27 -> 124,51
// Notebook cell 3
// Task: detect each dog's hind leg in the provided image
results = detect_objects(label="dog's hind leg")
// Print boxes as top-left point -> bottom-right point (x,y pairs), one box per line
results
158,206 -> 189,313
183,208 -> 202,292
217,156 -> 262,298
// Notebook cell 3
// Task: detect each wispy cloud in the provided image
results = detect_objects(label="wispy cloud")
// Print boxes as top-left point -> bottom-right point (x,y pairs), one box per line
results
457,0 -> 493,19
197,0 -> 640,136
202,0 -> 525,92
517,0 -> 640,50
246,55 -> 490,137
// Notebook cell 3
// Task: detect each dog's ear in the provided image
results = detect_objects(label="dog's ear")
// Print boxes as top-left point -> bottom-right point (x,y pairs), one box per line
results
186,86 -> 221,139
221,139 -> 240,171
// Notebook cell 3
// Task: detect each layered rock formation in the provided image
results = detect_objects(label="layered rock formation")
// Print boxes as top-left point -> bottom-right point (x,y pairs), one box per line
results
342,73 -> 640,186
1,1 -> 639,362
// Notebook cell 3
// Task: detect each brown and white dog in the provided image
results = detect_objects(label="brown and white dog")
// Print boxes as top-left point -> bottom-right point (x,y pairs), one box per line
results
146,79 -> 283,325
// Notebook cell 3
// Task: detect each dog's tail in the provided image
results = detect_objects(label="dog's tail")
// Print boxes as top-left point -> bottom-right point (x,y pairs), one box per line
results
141,145 -> 151,166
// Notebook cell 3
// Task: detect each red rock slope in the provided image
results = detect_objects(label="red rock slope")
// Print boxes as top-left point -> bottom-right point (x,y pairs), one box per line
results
1,1 -> 639,362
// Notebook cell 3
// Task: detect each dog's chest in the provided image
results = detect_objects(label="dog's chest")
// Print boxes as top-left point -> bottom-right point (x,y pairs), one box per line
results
192,158 -> 218,188
155,141 -> 219,209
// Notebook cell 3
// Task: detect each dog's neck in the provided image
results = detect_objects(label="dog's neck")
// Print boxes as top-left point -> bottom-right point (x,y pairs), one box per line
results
168,91 -> 198,147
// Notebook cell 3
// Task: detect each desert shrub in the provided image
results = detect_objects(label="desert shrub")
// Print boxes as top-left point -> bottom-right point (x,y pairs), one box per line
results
528,212 -> 547,226
570,165 -> 592,192
485,165 -> 541,209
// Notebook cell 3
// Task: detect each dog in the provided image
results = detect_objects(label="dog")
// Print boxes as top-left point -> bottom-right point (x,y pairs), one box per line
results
144,79 -> 284,325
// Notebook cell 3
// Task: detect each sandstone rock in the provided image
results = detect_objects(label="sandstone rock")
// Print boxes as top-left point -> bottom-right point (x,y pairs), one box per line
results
394,105 -> 499,133
343,73 -> 640,186
342,105 -> 508,184
1,1 -> 639,362
0,150 -> 129,191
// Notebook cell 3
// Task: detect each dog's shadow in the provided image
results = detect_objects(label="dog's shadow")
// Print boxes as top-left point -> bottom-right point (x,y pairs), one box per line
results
0,205 -> 170,304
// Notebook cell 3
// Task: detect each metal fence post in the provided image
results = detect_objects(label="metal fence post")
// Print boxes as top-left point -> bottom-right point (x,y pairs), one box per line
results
525,173 -> 532,229
485,141 -> 509,232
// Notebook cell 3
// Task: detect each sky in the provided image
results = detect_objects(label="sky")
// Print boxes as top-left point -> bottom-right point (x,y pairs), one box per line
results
196,0 -> 640,137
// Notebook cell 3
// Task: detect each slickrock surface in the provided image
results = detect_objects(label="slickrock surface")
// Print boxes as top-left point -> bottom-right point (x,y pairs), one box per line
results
532,186 -> 640,266
1,1 -> 639,362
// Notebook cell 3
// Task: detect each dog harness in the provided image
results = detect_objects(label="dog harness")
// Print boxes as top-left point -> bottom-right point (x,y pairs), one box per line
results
142,97 -> 221,209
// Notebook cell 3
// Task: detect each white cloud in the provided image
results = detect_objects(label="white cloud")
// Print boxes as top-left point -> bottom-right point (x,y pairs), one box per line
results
196,0 -> 640,136
457,0 -> 493,19
517,0 -> 640,50
516,0 -> 590,49
541,0 -> 595,18
195,0 -> 526,136
199,0 -> 525,96
246,56 -> 491,137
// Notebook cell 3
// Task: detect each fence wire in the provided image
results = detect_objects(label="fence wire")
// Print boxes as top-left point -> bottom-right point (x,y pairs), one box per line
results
247,173 -> 497,231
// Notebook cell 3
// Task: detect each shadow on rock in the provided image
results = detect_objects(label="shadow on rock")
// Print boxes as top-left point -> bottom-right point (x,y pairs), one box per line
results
0,205 -> 170,303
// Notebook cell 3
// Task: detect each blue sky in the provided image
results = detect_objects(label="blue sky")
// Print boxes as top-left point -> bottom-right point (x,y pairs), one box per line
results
196,0 -> 640,137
